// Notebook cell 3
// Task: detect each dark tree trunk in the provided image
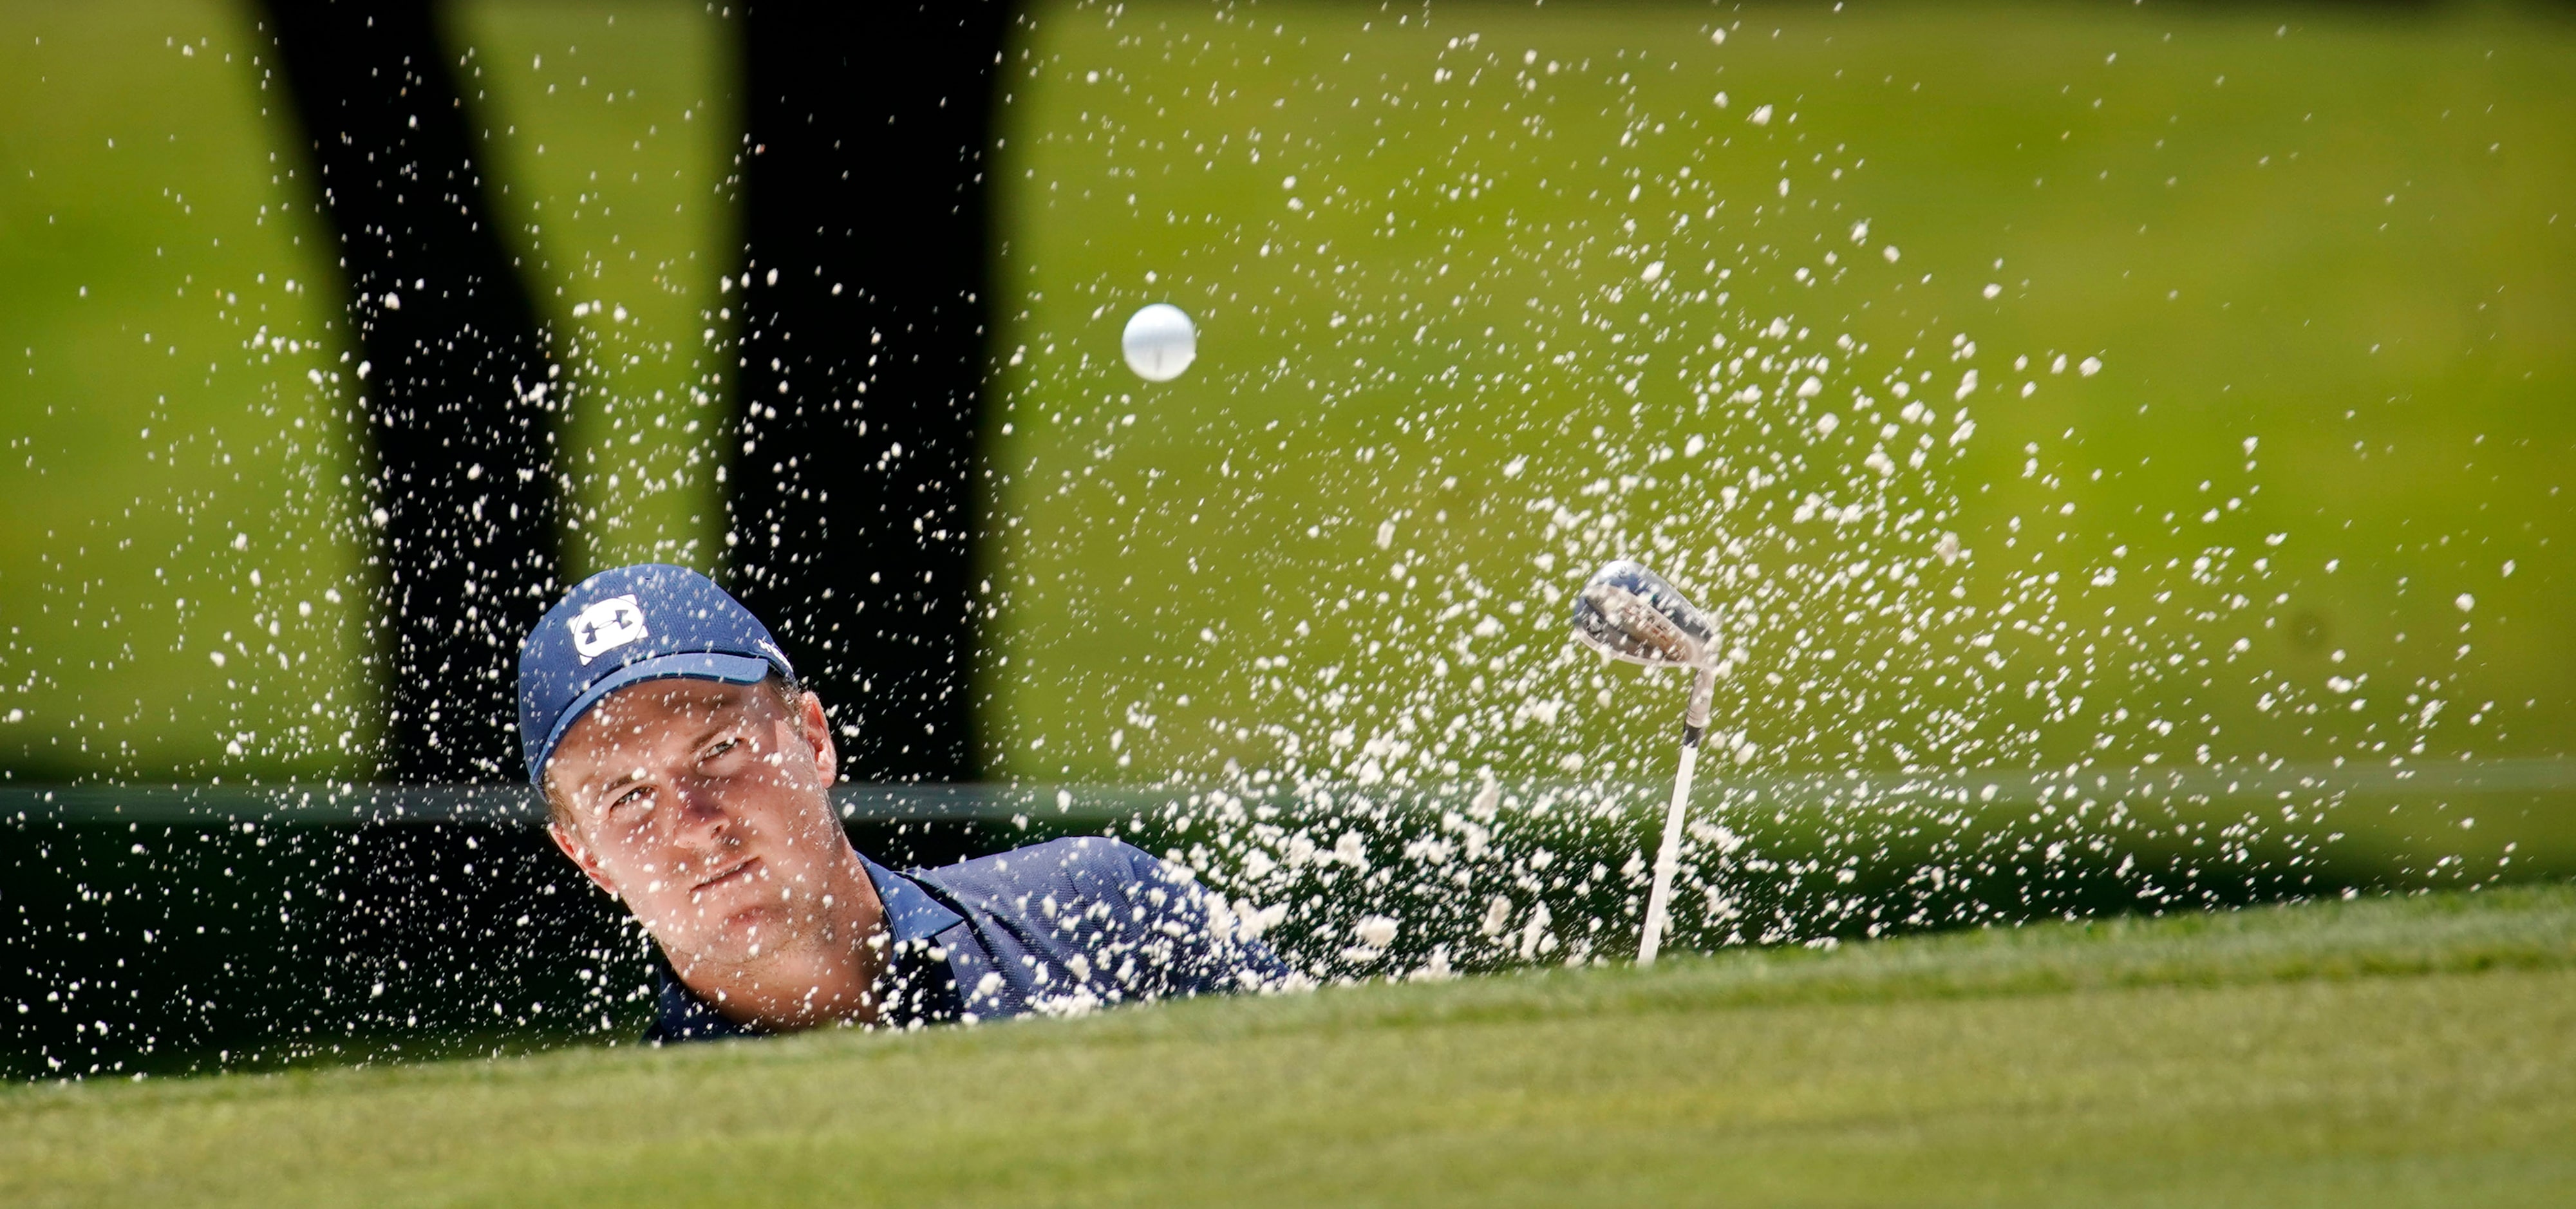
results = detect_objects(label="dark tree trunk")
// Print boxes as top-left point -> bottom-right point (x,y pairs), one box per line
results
258,0 -> 560,783
727,2 -> 1010,783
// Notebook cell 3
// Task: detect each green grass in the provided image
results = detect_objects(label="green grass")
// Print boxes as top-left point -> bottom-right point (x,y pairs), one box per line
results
446,0 -> 738,577
984,1 -> 2576,788
0,0 -> 734,781
6,3 -> 2574,788
8,884 -> 2574,1206
0,1 -> 370,780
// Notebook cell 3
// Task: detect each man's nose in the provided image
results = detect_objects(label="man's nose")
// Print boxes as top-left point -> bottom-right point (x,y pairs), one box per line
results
666,777 -> 735,847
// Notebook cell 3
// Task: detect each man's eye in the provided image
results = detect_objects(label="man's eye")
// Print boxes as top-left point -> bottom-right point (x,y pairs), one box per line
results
608,787 -> 650,812
703,737 -> 742,762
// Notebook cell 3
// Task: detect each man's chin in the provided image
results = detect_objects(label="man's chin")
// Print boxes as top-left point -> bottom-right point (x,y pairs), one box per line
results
668,904 -> 802,965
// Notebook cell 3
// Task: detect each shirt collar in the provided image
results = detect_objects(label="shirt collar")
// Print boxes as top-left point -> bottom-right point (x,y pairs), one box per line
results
860,853 -> 963,944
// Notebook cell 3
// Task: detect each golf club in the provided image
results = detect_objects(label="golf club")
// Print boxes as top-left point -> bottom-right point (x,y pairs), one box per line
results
1570,559 -> 1721,965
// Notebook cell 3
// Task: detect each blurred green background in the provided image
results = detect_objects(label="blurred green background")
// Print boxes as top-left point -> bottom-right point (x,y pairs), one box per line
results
1,0 -> 2570,789
0,0 -> 735,780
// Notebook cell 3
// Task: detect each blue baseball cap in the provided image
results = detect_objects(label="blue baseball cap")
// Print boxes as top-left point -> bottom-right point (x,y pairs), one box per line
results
517,563 -> 796,785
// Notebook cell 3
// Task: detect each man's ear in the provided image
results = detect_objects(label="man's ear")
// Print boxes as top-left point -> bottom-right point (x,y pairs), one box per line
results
797,690 -> 838,783
548,819 -> 621,899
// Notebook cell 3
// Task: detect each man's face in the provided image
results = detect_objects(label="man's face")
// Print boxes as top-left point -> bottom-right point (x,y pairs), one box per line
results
543,679 -> 848,966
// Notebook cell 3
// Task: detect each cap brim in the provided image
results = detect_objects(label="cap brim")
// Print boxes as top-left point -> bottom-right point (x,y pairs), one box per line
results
529,651 -> 778,785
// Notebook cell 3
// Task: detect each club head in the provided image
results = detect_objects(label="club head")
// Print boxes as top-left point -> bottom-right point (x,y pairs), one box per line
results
1570,559 -> 1716,668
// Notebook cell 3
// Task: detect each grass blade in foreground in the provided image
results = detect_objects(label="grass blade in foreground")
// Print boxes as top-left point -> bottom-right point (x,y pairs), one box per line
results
6,885 -> 2574,1206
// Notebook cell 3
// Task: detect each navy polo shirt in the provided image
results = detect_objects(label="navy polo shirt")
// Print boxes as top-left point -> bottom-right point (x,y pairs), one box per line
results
644,836 -> 1294,1042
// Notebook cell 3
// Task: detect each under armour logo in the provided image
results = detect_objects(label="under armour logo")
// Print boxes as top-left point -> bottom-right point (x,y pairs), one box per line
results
569,594 -> 648,663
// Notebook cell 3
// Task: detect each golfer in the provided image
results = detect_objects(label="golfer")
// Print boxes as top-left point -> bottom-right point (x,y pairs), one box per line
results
517,563 -> 1290,1041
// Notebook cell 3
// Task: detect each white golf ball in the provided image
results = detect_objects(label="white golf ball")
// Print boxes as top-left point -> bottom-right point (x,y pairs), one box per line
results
1121,303 -> 1197,382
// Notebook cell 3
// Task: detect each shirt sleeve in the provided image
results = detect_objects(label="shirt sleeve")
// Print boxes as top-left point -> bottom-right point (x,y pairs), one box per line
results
1109,841 -> 1299,997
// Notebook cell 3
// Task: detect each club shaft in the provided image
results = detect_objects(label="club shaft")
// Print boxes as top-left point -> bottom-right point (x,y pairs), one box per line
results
1637,728 -> 1698,966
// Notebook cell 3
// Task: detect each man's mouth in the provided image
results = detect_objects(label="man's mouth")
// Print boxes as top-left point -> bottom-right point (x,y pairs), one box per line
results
693,854 -> 761,895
